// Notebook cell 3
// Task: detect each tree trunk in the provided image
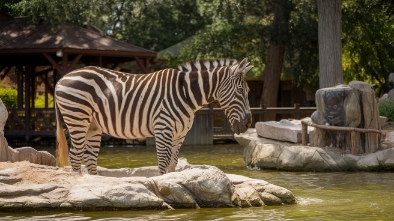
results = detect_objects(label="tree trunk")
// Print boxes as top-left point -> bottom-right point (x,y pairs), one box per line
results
317,0 -> 343,89
261,44 -> 285,121
260,1 -> 288,121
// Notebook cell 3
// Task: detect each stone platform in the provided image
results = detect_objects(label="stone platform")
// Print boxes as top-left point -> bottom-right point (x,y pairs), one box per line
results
0,159 -> 295,211
235,128 -> 394,171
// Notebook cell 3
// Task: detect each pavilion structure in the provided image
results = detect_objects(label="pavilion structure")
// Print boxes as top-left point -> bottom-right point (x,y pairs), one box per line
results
0,15 -> 157,140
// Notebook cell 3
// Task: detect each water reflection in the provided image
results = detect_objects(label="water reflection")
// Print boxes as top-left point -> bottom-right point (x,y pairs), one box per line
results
1,144 -> 394,220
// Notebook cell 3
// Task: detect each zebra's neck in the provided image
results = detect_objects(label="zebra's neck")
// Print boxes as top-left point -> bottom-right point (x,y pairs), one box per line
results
179,67 -> 226,111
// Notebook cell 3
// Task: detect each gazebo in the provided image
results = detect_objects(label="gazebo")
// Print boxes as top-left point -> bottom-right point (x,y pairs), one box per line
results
0,15 -> 157,140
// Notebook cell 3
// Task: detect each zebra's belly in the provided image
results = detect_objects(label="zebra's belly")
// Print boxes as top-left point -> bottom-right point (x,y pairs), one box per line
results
96,117 -> 155,139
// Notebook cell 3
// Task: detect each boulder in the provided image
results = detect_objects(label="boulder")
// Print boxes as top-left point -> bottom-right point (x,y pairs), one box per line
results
236,129 -> 394,172
256,119 -> 314,143
0,98 -> 56,166
311,82 -> 380,153
0,159 -> 295,211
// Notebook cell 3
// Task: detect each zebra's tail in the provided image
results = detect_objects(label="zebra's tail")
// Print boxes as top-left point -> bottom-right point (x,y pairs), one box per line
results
55,102 -> 70,167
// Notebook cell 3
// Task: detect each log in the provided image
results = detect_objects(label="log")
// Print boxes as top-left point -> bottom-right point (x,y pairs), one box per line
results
301,121 -> 308,145
349,81 -> 381,153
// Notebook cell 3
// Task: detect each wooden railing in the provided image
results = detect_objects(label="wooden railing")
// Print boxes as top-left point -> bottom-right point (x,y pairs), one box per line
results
301,120 -> 382,155
4,105 -> 316,144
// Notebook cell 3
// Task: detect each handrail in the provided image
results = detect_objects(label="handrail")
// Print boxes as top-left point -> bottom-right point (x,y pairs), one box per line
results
301,120 -> 382,155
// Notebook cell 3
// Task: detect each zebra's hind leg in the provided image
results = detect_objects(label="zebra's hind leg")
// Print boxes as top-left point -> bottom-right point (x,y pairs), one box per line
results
83,121 -> 102,175
69,132 -> 88,174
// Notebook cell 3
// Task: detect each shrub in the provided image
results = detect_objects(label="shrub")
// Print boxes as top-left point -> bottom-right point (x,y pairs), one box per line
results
34,94 -> 54,108
379,99 -> 394,122
0,88 -> 18,108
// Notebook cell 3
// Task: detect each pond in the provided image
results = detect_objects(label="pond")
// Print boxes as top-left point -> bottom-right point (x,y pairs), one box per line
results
1,144 -> 394,220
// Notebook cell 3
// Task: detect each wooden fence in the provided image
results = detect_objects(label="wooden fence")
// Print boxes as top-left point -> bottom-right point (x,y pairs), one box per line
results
4,104 -> 316,145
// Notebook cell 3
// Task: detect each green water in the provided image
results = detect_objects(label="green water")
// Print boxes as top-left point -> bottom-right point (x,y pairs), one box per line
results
1,144 -> 394,220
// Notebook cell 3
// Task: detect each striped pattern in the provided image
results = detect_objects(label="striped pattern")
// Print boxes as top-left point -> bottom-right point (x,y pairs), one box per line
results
55,58 -> 253,175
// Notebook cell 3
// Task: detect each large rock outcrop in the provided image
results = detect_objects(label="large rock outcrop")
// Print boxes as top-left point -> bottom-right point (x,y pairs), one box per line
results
0,159 -> 295,211
236,129 -> 394,172
311,81 -> 381,153
0,98 -> 55,166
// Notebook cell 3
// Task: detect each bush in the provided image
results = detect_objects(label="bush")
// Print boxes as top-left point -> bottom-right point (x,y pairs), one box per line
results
0,88 -> 18,108
379,99 -> 394,122
34,94 -> 54,108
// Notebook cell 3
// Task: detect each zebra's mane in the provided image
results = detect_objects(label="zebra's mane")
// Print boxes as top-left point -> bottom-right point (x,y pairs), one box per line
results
177,59 -> 238,73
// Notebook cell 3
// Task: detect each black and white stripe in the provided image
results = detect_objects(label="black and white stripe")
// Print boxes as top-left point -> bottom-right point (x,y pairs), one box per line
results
55,58 -> 253,174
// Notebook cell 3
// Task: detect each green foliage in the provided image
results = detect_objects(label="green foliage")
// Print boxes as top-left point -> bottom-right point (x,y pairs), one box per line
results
34,94 -> 53,108
113,0 -> 210,51
342,0 -> 394,94
0,88 -> 18,108
379,99 -> 394,122
11,0 -> 93,26
7,0 -> 394,93
0,0 -> 21,14
285,0 -> 319,86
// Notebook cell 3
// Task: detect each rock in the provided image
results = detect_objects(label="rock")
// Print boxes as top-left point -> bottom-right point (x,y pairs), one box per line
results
311,82 -> 381,153
256,119 -> 314,143
0,145 -> 56,167
236,129 -> 394,172
388,89 -> 394,99
0,98 -> 56,166
389,73 -> 394,84
379,93 -> 388,101
0,160 -> 295,211
380,116 -> 388,128
228,174 -> 295,207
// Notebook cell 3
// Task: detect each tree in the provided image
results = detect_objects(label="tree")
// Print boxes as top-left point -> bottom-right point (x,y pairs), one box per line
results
342,0 -> 394,95
261,0 -> 291,120
10,0 -> 209,52
316,0 -> 343,89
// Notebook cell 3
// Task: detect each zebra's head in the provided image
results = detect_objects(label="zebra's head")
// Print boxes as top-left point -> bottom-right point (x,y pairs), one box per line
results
218,58 -> 253,135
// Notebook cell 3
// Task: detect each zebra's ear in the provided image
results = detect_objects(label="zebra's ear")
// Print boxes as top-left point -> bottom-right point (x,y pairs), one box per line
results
231,58 -> 253,78
241,65 -> 253,78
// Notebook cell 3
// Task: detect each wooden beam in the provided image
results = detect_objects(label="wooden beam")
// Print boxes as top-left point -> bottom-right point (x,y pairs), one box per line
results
134,56 -> 148,74
25,65 -> 32,140
61,53 -> 69,75
43,53 -> 82,76
0,66 -> 11,80
68,53 -> 83,72
32,67 -> 53,77
43,53 -> 62,74
38,74 -> 54,96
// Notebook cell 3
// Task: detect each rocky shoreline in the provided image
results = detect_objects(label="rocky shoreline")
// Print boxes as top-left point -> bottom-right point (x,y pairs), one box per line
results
0,159 -> 296,211
235,128 -> 394,171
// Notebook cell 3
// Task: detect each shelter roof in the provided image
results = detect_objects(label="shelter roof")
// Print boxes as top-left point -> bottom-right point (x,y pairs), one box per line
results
0,16 -> 156,58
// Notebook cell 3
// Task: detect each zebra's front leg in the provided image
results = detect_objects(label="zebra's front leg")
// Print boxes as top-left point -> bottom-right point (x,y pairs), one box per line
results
167,136 -> 186,173
155,129 -> 185,174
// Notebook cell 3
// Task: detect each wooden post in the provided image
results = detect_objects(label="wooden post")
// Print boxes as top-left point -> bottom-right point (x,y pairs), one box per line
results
351,131 -> 358,155
24,65 -> 32,141
301,121 -> 308,145
294,103 -> 300,119
349,81 -> 381,153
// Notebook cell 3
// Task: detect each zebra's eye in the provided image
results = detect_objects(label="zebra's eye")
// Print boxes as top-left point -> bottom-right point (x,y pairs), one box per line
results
237,87 -> 243,94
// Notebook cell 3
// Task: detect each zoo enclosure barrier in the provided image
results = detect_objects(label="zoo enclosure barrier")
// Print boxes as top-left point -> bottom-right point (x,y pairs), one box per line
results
4,104 -> 316,145
301,120 -> 382,154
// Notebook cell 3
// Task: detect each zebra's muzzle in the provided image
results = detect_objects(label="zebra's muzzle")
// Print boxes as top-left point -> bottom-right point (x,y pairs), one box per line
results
232,113 -> 252,135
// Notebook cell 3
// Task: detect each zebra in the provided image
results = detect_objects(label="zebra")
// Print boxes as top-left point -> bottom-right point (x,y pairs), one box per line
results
55,58 -> 253,175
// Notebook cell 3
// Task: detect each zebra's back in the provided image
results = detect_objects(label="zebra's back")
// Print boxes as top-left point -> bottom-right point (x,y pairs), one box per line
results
55,66 -> 190,139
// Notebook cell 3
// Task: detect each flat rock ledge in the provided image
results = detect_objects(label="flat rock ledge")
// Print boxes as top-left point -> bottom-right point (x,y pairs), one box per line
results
235,129 -> 394,172
0,160 -> 295,211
